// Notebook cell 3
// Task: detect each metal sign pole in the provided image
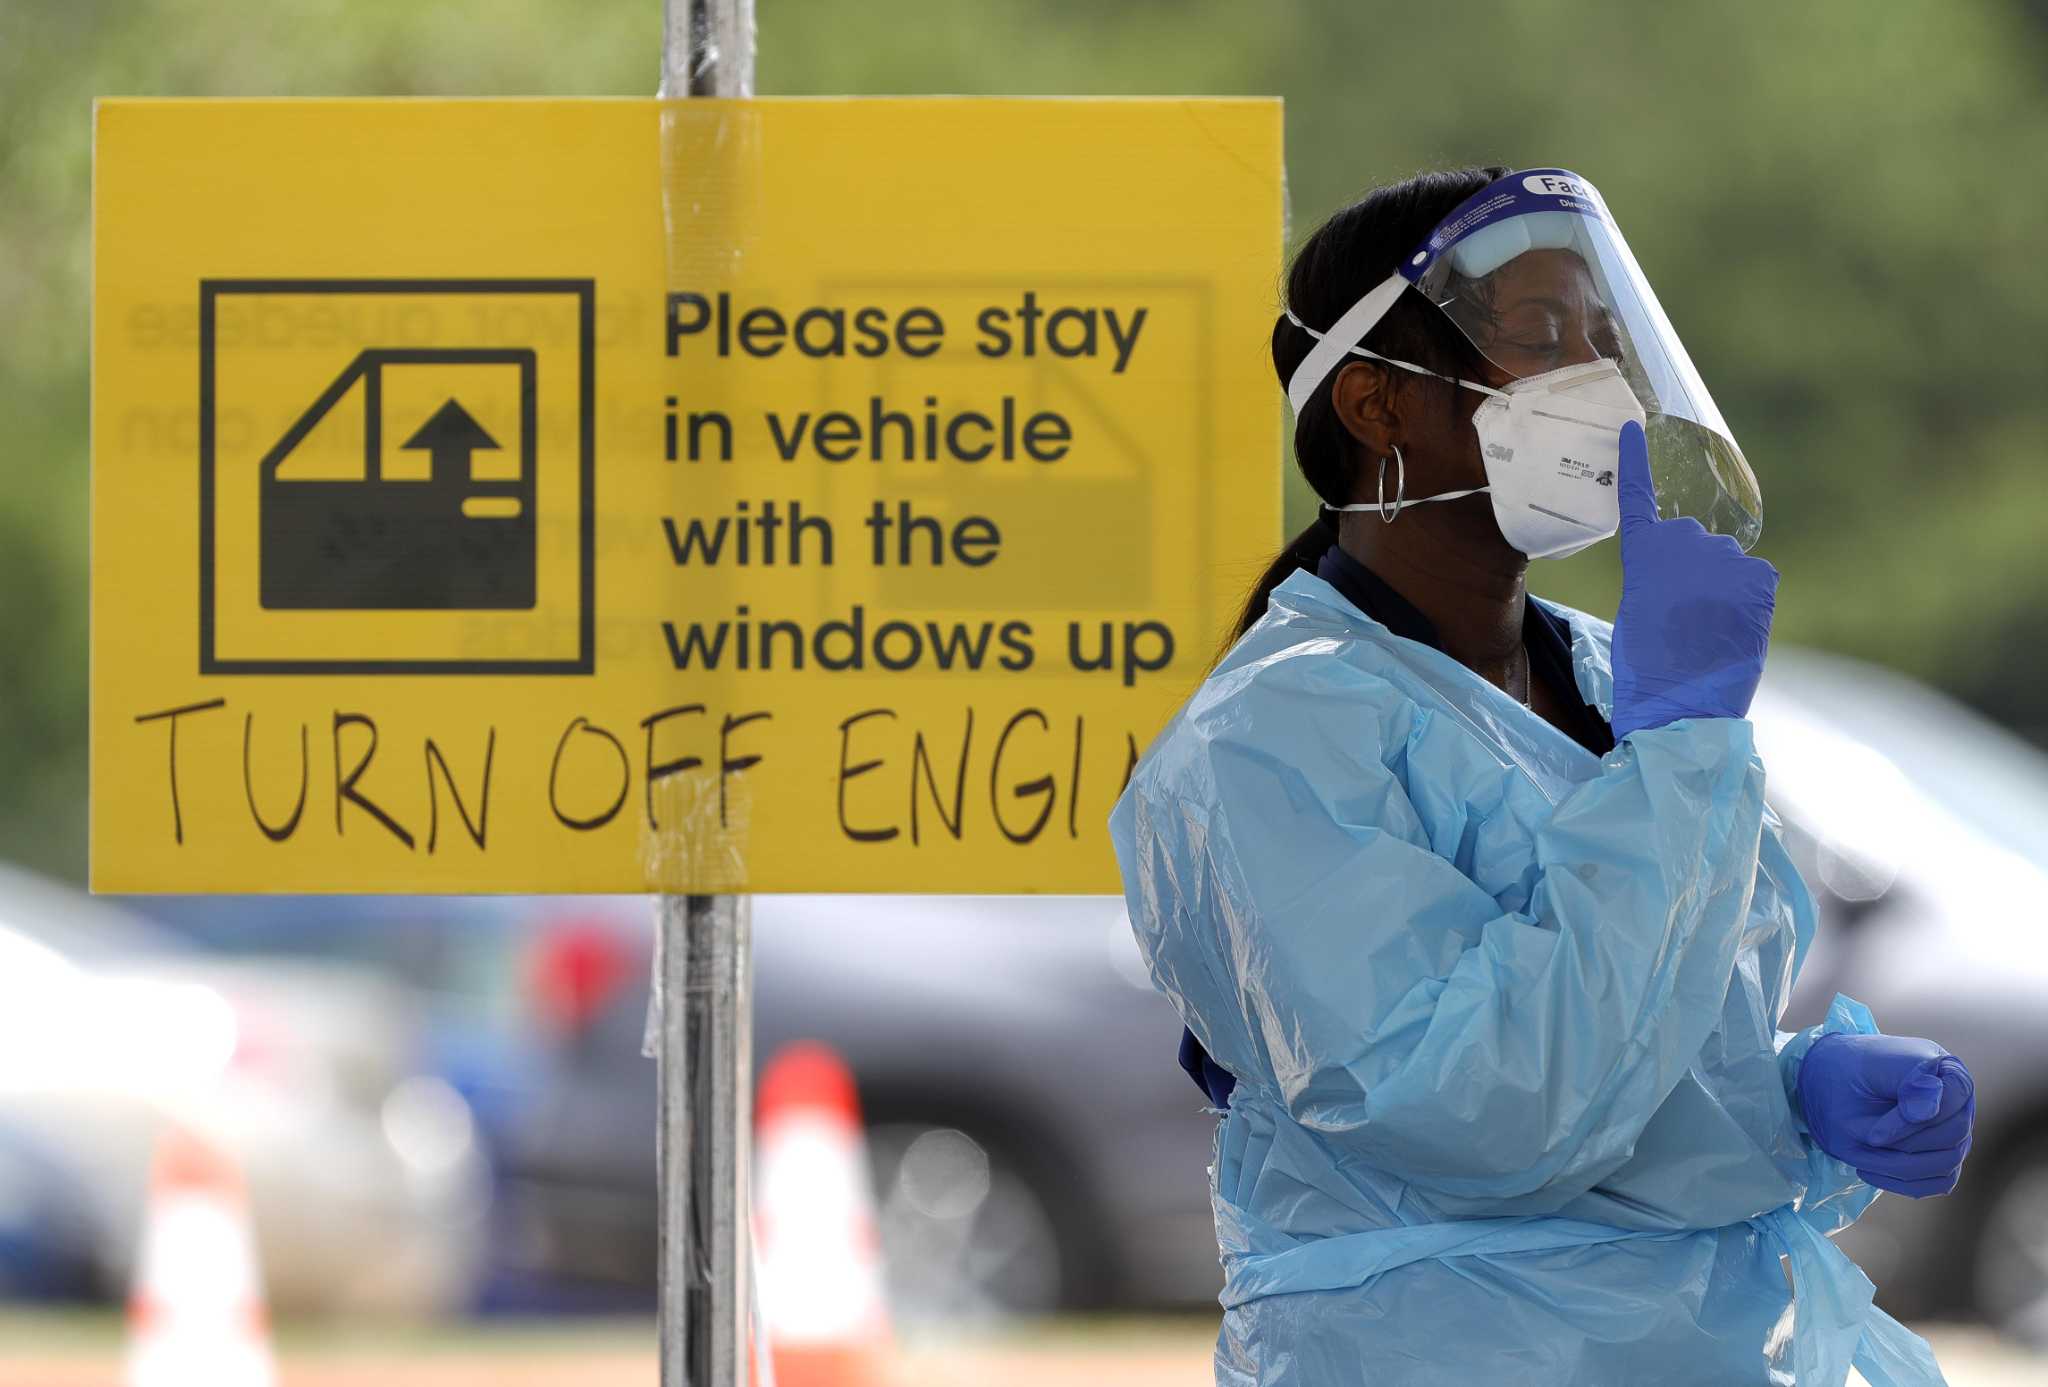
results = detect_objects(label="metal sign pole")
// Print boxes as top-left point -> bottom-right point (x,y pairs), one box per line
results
664,0 -> 755,101
657,14 -> 757,1387
656,893 -> 752,1387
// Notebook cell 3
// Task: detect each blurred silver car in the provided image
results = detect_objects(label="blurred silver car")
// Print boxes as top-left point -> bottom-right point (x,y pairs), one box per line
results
1760,651 -> 2048,1341
0,865 -> 488,1314
496,892 -> 1218,1317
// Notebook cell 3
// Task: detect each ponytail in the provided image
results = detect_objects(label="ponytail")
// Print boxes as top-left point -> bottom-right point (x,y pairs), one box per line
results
1223,511 -> 1336,653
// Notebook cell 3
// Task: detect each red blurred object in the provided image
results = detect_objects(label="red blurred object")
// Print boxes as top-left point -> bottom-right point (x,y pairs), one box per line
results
147,1123 -> 245,1197
757,1040 -> 863,1120
222,996 -> 287,1079
527,916 -> 636,1035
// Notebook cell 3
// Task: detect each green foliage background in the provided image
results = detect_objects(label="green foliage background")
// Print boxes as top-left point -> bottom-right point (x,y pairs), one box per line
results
5,1 -> 2046,881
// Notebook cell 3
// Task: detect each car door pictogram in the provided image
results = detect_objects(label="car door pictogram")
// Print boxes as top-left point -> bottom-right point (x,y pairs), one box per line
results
259,347 -> 537,610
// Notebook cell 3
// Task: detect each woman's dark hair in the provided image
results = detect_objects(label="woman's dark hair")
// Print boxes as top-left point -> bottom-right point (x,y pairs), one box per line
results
1225,167 -> 1509,647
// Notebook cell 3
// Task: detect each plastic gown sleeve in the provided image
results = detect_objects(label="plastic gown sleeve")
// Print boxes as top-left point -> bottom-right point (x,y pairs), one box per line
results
1120,679 -> 1768,1209
1757,819 -> 1884,1232
1777,997 -> 1886,1234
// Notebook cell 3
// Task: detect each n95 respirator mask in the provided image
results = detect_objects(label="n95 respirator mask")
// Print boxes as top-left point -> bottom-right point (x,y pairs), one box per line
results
1468,358 -> 1644,559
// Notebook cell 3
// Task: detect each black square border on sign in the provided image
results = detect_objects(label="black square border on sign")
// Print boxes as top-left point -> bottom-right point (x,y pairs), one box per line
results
197,278 -> 596,676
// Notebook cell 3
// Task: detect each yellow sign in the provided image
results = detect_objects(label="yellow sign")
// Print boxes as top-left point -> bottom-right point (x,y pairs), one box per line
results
91,99 -> 1283,893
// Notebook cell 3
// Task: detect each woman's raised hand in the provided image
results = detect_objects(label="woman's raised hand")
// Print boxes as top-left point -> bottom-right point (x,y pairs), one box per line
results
1609,420 -> 1779,741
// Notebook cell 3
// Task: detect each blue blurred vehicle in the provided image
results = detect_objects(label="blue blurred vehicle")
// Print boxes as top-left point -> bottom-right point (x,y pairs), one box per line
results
0,1124 -> 99,1300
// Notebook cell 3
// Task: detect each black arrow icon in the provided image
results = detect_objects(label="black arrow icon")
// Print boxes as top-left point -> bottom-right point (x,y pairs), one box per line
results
402,398 -> 500,479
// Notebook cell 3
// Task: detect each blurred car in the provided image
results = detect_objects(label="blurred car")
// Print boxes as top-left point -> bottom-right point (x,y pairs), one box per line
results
487,647 -> 2048,1341
0,865 -> 489,1314
1759,651 -> 2048,1342
0,1120 -> 100,1301
120,893 -> 608,1313
118,894 -> 550,1164
491,894 -> 1215,1320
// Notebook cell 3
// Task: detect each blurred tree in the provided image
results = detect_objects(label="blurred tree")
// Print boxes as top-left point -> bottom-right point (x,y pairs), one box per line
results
4,0 -> 2046,880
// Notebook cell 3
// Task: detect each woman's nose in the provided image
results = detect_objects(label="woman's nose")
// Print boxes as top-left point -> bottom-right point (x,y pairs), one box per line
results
1561,334 -> 1607,368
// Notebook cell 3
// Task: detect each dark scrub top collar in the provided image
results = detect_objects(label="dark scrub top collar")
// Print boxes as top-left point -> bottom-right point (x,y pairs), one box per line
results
1316,542 -> 1615,758
1316,541 -> 1440,645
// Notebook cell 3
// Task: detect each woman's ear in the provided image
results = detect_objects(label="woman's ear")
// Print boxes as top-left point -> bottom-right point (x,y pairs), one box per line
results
1329,359 -> 1400,459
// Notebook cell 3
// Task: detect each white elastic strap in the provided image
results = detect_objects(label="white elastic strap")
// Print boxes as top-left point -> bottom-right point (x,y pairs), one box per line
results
1284,293 -> 1507,416
1323,486 -> 1488,517
1285,275 -> 1408,416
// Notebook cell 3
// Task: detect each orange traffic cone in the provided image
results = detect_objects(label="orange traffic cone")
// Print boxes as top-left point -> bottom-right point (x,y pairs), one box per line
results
124,1126 -> 275,1387
755,1043 -> 891,1387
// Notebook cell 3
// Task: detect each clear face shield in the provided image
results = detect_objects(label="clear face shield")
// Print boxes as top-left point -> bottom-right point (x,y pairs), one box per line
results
1412,171 -> 1762,550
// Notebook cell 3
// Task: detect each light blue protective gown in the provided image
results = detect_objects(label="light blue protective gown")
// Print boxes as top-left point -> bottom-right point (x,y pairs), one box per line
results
1109,569 -> 1949,1386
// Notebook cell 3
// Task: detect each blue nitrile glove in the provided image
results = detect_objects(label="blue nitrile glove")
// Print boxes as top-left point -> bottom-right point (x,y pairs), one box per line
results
1797,1032 -> 1976,1197
1609,420 -> 1779,741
